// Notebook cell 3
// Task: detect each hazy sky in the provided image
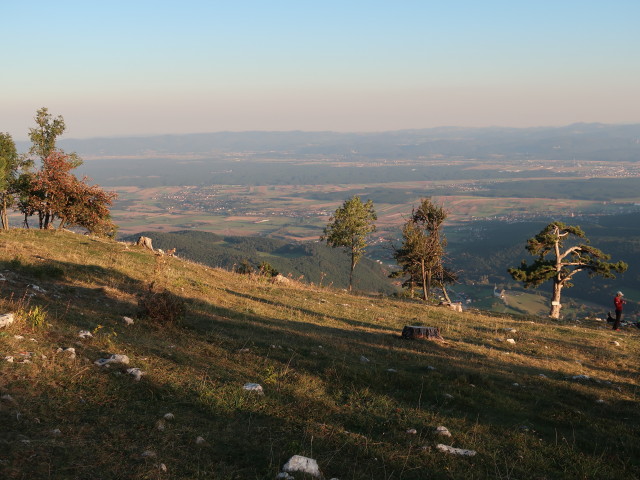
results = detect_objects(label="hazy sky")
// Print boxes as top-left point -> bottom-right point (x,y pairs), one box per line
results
3,1 -> 640,140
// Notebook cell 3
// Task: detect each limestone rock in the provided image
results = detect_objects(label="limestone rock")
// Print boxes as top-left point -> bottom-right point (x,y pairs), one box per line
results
0,313 -> 15,328
436,444 -> 477,456
282,455 -> 322,478
136,236 -> 154,250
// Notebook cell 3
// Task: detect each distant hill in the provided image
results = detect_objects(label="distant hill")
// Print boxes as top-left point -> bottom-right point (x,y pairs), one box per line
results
125,230 -> 396,294
17,123 -> 640,162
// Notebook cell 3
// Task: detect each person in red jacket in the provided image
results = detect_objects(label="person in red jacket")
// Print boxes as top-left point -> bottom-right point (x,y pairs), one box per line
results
610,291 -> 626,331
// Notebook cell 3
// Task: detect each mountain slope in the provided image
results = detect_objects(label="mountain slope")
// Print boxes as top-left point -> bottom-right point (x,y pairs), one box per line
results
0,229 -> 638,479
126,229 -> 396,294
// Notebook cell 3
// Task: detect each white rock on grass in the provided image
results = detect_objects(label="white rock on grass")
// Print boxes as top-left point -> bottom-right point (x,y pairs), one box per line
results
195,436 -> 206,445
164,413 -> 175,420
78,330 -> 93,339
276,473 -> 295,480
141,450 -> 156,458
435,426 -> 452,437
610,341 -> 620,346
4,356 -> 14,363
56,347 -> 76,359
360,355 -> 370,363
436,444 -> 477,456
506,338 -> 516,344
0,313 -> 15,328
406,428 -> 417,434
282,455 -> 322,478
123,316 -> 135,325
14,335 -> 24,340
127,368 -> 145,381
572,374 -> 590,381
443,393 -> 454,399
50,428 -> 62,437
94,354 -> 130,366
243,383 -> 264,394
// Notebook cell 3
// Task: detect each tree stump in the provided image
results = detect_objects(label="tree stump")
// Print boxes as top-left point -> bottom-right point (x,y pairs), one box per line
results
401,326 -> 443,340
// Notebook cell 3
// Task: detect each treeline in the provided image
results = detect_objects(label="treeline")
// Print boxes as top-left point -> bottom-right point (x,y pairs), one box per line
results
127,230 -> 396,294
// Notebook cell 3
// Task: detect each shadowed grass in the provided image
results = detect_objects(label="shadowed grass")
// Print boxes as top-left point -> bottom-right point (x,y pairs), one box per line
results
0,229 -> 638,479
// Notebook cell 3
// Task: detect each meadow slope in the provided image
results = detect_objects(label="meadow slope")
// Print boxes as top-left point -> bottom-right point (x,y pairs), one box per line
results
0,230 -> 638,480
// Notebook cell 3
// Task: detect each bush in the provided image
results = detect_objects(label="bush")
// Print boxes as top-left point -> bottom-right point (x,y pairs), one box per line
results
138,288 -> 186,325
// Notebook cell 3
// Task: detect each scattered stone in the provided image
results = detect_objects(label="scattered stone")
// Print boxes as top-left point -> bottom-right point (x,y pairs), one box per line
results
243,383 -> 264,394
387,368 -> 397,373
506,338 -> 516,344
427,366 -> 436,370
29,284 -> 47,294
572,374 -> 590,381
123,316 -> 135,326
436,444 -> 476,456
0,313 -> 15,328
443,393 -> 454,399
50,428 -> 62,437
78,330 -> 93,338
435,426 -> 452,437
596,399 -> 606,404
503,328 -> 517,333
610,341 -> 620,346
406,428 -> 417,434
56,347 -> 76,359
13,335 -> 24,340
1,394 -> 16,404
282,455 -> 322,478
136,236 -> 154,250
538,374 -> 547,378
163,413 -> 175,420
127,368 -> 145,381
271,274 -> 290,284
157,463 -> 167,472
512,383 -> 520,387
141,450 -> 156,458
4,356 -> 14,363
195,436 -> 206,445
94,354 -> 130,366
276,473 -> 295,480
0,273 -> 5,281
238,348 -> 250,353
360,355 -> 370,363
156,419 -> 166,431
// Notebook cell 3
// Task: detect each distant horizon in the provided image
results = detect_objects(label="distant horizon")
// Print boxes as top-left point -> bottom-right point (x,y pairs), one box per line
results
11,120 -> 640,144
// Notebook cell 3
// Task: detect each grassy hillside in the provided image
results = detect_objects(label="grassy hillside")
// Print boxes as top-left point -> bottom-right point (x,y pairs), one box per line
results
0,230 -> 639,479
126,230 -> 396,294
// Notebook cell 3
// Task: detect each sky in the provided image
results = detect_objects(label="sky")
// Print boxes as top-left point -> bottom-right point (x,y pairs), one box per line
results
3,1 -> 640,140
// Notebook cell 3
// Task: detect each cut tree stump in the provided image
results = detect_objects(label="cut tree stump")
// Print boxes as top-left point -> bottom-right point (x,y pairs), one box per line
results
401,326 -> 444,340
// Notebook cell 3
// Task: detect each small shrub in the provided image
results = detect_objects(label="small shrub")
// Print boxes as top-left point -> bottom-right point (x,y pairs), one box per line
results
20,305 -> 48,329
138,288 -> 187,325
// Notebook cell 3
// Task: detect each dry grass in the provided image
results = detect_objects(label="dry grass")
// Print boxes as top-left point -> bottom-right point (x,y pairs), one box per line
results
0,229 -> 638,479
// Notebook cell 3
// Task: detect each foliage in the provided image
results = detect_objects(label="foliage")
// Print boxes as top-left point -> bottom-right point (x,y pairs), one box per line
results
508,221 -> 628,318
28,107 -> 81,167
20,152 -> 117,235
138,287 -> 186,325
321,195 -> 377,290
393,198 -> 452,301
18,305 -> 48,329
0,132 -> 20,229
258,261 -> 279,277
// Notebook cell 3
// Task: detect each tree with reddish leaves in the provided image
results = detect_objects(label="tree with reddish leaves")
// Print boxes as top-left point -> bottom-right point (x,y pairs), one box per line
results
24,152 -> 117,236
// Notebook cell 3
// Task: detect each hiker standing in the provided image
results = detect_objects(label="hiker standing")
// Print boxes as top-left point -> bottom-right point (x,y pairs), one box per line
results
612,291 -> 626,331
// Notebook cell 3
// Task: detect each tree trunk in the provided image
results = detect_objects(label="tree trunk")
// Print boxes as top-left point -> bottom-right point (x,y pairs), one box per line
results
1,197 -> 7,230
549,280 -> 563,319
349,250 -> 355,291
442,285 -> 452,304
420,258 -> 428,301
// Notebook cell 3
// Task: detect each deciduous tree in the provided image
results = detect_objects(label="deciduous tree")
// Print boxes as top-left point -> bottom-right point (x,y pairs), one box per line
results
321,196 -> 377,291
393,198 -> 453,302
508,221 -> 627,319
0,133 -> 20,229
